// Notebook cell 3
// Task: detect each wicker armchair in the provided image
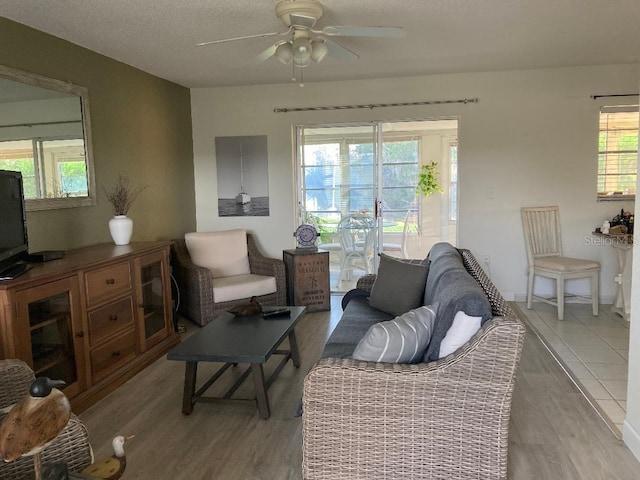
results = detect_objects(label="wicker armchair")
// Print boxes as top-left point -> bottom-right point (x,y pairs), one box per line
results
0,359 -> 93,479
171,233 -> 286,326
302,249 -> 526,480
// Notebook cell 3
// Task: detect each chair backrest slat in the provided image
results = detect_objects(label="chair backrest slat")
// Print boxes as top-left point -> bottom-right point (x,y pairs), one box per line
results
521,206 -> 563,261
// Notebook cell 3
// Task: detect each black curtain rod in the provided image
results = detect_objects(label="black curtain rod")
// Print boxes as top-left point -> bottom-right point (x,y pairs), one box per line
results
591,93 -> 639,100
274,97 -> 479,113
0,120 -> 81,129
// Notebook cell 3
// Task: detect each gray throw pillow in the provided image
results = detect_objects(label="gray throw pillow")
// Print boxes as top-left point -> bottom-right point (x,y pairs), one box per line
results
352,305 -> 437,363
369,254 -> 429,316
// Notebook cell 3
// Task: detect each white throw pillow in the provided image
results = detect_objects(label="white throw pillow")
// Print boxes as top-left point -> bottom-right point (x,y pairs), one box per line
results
352,305 -> 437,363
438,310 -> 483,358
185,230 -> 251,278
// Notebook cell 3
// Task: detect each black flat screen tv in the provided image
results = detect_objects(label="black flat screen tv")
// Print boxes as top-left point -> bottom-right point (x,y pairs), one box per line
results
0,170 -> 29,277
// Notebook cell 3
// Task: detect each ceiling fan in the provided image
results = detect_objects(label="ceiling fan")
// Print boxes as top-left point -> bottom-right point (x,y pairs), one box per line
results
196,0 -> 406,82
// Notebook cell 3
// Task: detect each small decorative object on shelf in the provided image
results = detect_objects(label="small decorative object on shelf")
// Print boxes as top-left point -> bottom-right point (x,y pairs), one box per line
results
103,173 -> 146,246
294,224 -> 320,250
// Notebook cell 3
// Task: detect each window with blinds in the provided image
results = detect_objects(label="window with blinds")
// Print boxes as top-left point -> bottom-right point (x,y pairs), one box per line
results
597,106 -> 639,199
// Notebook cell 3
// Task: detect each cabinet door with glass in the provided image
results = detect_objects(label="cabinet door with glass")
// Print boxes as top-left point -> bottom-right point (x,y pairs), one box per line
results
134,249 -> 172,352
14,276 -> 87,398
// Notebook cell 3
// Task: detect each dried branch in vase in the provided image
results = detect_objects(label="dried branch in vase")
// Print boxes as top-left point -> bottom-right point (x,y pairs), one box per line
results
103,173 -> 147,216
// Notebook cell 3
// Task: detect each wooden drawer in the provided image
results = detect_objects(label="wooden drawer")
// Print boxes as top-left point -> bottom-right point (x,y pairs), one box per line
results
90,329 -> 136,383
88,296 -> 135,347
85,262 -> 132,306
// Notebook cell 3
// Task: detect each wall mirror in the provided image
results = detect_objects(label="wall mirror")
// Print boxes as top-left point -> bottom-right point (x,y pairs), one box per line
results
0,64 -> 96,211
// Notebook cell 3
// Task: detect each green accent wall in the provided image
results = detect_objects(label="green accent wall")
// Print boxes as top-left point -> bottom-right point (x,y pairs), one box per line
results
0,17 -> 195,250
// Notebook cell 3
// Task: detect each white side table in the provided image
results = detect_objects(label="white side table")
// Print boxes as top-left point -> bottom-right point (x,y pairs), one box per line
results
610,237 -> 633,321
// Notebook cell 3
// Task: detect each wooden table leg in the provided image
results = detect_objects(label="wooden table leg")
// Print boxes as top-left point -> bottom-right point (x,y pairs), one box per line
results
251,363 -> 271,419
288,329 -> 301,368
182,361 -> 197,415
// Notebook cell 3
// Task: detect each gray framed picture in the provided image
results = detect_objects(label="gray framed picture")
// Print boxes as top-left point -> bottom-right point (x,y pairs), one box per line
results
215,135 -> 269,216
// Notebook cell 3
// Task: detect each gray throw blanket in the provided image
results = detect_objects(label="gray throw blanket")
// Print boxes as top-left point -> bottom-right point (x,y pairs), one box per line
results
423,243 -> 492,361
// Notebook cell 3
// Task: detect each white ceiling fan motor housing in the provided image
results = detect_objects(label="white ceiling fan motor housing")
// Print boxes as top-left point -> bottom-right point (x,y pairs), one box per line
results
276,0 -> 323,27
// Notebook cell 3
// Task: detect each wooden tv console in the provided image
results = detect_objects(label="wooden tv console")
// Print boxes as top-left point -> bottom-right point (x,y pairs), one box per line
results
0,241 -> 180,412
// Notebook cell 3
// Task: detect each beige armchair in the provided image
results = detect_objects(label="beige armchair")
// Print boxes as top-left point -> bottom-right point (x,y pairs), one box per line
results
171,230 -> 286,326
0,359 -> 93,479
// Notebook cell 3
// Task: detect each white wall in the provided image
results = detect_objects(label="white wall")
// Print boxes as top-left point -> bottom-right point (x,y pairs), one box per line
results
622,67 -> 640,462
191,64 -> 638,302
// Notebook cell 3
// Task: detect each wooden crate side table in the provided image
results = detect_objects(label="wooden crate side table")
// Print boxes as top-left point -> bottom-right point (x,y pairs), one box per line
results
283,249 -> 330,312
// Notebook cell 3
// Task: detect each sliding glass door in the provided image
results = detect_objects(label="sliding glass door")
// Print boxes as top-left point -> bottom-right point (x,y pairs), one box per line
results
296,119 -> 458,292
297,124 -> 379,291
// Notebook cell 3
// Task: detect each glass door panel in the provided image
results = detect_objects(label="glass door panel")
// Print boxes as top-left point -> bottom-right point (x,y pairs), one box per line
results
141,262 -> 165,340
28,291 -> 77,383
296,119 -> 459,288
297,124 -> 378,293
15,276 -> 85,398
135,251 -> 170,352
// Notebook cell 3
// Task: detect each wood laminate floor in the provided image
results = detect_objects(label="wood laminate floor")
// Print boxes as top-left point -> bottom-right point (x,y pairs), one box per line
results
79,297 -> 640,479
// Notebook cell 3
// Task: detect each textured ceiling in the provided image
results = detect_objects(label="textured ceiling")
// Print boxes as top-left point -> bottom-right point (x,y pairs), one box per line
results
1,0 -> 640,88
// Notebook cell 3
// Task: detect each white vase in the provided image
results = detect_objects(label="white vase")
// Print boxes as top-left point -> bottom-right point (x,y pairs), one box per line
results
109,215 -> 133,245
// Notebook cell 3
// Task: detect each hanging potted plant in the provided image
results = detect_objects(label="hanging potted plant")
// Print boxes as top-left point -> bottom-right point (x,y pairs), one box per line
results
103,173 -> 146,245
416,161 -> 443,197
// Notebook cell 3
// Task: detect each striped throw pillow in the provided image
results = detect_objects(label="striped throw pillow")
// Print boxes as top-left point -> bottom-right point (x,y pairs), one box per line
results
352,305 -> 437,363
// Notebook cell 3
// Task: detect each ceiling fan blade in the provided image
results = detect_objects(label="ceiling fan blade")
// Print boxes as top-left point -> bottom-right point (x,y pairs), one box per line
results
289,13 -> 317,28
248,43 -> 280,64
319,25 -> 406,38
325,39 -> 359,61
196,31 -> 286,47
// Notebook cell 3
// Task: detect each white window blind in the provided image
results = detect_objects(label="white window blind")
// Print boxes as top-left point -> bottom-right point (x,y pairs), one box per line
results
597,105 -> 639,199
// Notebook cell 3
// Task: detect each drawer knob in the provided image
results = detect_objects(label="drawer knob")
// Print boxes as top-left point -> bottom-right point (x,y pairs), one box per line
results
76,331 -> 85,338
111,351 -> 121,357
109,315 -> 119,322
106,278 -> 116,285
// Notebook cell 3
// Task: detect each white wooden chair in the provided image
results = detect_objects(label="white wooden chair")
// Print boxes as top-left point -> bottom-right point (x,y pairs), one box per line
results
337,214 -> 375,283
521,206 -> 600,320
382,210 -> 415,259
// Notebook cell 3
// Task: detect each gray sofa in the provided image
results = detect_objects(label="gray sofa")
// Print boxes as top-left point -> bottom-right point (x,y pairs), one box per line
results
302,243 -> 526,480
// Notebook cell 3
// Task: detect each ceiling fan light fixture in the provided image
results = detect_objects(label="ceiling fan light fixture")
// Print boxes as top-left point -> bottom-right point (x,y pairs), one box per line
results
292,37 -> 312,66
275,42 -> 293,64
310,39 -> 328,63
293,56 -> 312,68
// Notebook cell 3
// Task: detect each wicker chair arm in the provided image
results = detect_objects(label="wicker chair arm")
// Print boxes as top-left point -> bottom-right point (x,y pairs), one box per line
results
171,240 -> 215,325
247,234 -> 287,296
171,240 -> 213,291
0,359 -> 35,409
302,316 -> 525,480
356,274 -> 377,293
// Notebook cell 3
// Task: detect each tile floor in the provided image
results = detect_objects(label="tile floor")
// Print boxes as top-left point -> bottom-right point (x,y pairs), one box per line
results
513,301 -> 629,438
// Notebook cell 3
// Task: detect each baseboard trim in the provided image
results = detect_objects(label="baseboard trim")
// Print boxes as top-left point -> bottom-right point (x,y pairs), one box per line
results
623,421 -> 640,463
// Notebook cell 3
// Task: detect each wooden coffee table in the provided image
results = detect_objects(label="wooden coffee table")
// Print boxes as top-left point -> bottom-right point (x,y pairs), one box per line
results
167,306 -> 306,419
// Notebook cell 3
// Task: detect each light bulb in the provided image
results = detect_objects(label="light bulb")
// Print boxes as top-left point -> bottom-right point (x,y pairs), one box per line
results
292,37 -> 312,67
